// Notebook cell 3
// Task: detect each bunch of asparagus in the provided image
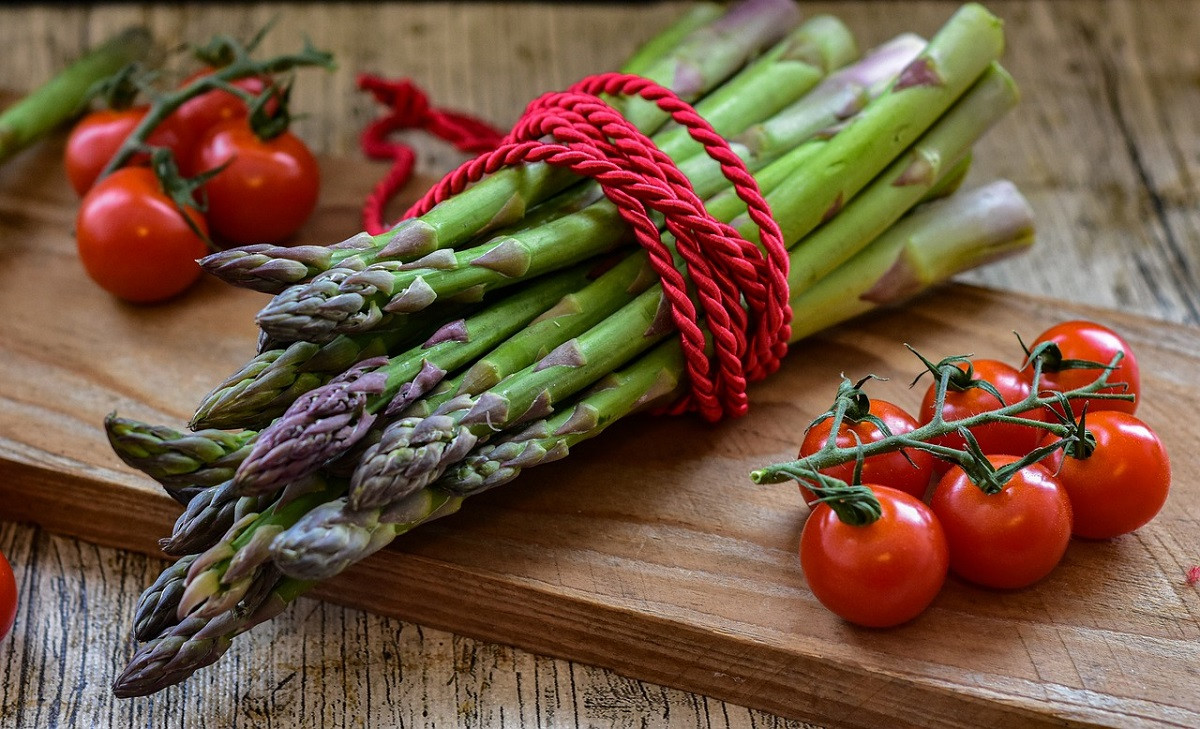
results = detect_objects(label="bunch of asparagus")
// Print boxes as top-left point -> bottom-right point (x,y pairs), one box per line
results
107,0 -> 1035,696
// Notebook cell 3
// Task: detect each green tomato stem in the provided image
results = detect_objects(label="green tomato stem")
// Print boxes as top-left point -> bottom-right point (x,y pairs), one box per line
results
750,352 -> 1132,496
99,40 -> 333,178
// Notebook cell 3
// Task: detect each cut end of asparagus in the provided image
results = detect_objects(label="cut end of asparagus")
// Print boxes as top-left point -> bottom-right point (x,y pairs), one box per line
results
862,180 -> 1035,303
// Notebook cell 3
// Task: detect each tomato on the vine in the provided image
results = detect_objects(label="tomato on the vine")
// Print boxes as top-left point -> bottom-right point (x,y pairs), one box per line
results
0,550 -> 15,642
172,69 -> 267,139
1039,411 -> 1169,539
1030,320 -> 1140,415
800,486 -> 948,628
76,167 -> 210,303
919,359 -> 1047,465
64,107 -> 195,197
929,455 -> 1072,589
193,119 -> 320,244
798,400 -> 934,502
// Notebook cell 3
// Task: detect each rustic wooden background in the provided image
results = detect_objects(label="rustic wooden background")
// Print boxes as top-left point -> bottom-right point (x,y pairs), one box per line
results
0,1 -> 1197,727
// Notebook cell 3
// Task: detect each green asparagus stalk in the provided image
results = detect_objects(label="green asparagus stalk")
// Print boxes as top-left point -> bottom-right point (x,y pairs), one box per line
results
784,63 -> 1016,294
0,26 -> 152,166
230,264 -> 596,496
190,302 -> 471,430
105,415 -> 256,499
616,4 -> 724,77
438,340 -> 687,493
787,179 -> 1034,340
743,3 -> 1005,248
200,0 -> 810,293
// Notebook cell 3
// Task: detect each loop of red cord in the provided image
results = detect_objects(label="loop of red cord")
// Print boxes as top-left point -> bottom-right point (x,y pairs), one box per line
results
357,72 -> 790,422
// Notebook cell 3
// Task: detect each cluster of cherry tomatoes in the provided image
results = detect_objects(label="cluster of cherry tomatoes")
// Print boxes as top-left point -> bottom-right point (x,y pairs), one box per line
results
796,320 -> 1170,628
67,68 -> 320,303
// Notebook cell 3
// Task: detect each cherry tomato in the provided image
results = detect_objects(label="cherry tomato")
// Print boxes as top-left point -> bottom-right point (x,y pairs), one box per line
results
75,167 -> 210,303
193,119 -> 320,244
800,486 -> 948,628
0,551 -> 15,641
798,400 -> 934,502
920,359 -> 1047,468
172,69 -> 267,138
929,455 -> 1072,589
1031,320 -> 1140,415
64,107 -> 195,197
1039,411 -> 1170,539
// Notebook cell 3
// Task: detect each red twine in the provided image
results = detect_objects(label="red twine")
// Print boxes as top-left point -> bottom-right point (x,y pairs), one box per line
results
357,73 -> 505,235
357,72 -> 790,422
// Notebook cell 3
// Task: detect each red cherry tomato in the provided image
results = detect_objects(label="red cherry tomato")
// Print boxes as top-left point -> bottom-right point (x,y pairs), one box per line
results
1031,320 -> 1140,415
193,119 -> 320,245
1039,411 -> 1170,539
798,400 -> 934,502
800,486 -> 948,628
75,167 -> 210,303
929,455 -> 1073,589
920,359 -> 1047,471
172,69 -> 267,138
64,107 -> 195,196
0,550 -> 16,641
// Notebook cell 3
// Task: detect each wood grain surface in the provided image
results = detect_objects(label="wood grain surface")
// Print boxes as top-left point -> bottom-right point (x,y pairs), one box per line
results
1,2 -> 1198,728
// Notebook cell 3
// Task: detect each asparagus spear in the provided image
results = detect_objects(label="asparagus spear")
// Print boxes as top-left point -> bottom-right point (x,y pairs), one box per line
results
191,302 -> 470,430
781,63 -> 1017,294
0,26 -> 152,166
616,4 -> 724,77
199,0 -> 811,293
113,570 -> 304,698
160,478 -> 261,556
175,478 -> 341,620
132,554 -> 197,642
105,415 -> 255,500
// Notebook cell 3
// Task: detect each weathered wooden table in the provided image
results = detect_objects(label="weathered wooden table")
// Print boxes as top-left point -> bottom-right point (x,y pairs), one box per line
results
1,2 -> 1197,727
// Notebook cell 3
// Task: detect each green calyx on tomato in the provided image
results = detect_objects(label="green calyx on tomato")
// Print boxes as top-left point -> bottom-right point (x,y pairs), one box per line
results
1023,320 -> 1141,415
1038,410 -> 1170,540
930,455 -> 1073,590
192,107 -> 320,246
801,485 -> 948,627
799,376 -> 934,506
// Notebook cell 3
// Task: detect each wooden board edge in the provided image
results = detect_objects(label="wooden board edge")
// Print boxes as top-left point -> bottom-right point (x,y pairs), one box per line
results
0,449 -> 1122,729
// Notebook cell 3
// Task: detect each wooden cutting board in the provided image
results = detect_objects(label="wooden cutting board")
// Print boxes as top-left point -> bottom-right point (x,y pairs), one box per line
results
1,141 -> 1198,729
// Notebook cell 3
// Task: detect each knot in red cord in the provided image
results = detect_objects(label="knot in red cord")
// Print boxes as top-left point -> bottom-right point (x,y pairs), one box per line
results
357,73 -> 505,234
359,72 -> 790,421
